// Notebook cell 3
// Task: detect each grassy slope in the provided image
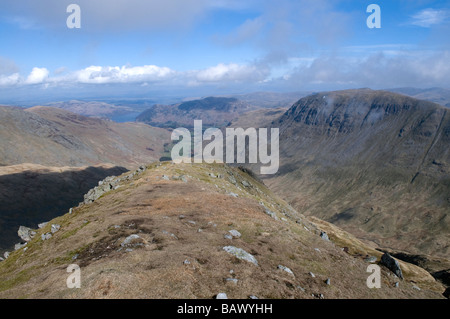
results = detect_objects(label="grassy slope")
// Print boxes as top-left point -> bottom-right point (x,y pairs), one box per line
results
0,106 -> 170,169
0,162 -> 444,299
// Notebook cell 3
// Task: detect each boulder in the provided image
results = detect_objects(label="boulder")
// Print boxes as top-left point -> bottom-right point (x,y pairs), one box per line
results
381,253 -> 403,280
223,246 -> 258,266
14,242 -> 27,250
41,233 -> 52,240
241,180 -> 251,187
320,231 -> 329,241
278,265 -> 294,276
18,226 -> 36,242
364,256 -> 377,263
51,224 -> 61,234
38,222 -> 48,229
121,234 -> 144,247
216,293 -> 228,299
229,230 -> 241,238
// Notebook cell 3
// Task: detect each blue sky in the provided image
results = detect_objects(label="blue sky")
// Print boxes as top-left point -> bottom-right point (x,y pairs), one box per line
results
1,0 -> 450,103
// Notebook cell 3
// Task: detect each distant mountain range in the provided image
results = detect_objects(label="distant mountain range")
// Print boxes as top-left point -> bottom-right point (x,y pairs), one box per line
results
136,97 -> 257,129
44,100 -> 135,120
388,87 -> 450,108
136,93 -> 310,129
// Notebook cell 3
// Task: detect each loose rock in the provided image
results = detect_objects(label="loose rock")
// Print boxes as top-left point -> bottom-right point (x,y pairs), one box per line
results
364,256 -> 377,263
223,246 -> 258,266
229,230 -> 241,238
226,278 -> 238,284
121,234 -> 143,247
278,265 -> 294,276
51,224 -> 61,234
14,242 -> 27,250
41,233 -> 52,240
320,231 -> 329,241
38,222 -> 48,229
18,226 -> 36,242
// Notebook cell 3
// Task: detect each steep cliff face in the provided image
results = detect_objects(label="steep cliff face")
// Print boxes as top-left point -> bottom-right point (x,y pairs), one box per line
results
266,89 -> 449,258
0,162 -> 444,298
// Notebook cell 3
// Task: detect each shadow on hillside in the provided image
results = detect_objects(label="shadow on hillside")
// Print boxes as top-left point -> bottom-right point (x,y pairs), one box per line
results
0,165 -> 128,254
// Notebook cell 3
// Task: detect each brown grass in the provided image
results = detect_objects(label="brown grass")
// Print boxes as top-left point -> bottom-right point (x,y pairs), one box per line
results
0,162 -> 444,299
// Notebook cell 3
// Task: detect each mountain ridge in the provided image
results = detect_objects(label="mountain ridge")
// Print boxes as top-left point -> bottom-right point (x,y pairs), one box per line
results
263,89 -> 449,259
0,162 -> 444,298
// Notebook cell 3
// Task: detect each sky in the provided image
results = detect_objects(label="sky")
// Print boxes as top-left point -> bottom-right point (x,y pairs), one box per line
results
0,0 -> 450,104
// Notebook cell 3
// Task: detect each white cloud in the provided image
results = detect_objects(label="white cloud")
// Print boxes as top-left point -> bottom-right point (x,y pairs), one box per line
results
73,65 -> 175,84
411,8 -> 449,27
282,50 -> 450,89
25,67 -> 49,84
194,63 -> 269,83
1,50 -> 450,90
0,73 -> 20,86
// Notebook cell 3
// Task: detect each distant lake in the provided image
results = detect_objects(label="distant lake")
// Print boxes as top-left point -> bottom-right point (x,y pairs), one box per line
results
109,112 -> 141,123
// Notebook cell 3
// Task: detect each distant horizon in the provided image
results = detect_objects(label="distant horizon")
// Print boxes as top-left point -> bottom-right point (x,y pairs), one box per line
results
0,87 -> 450,108
1,86 -> 450,109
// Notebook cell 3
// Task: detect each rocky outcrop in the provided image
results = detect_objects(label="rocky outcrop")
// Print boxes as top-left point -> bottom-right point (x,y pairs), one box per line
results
83,166 -> 147,204
381,253 -> 404,280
